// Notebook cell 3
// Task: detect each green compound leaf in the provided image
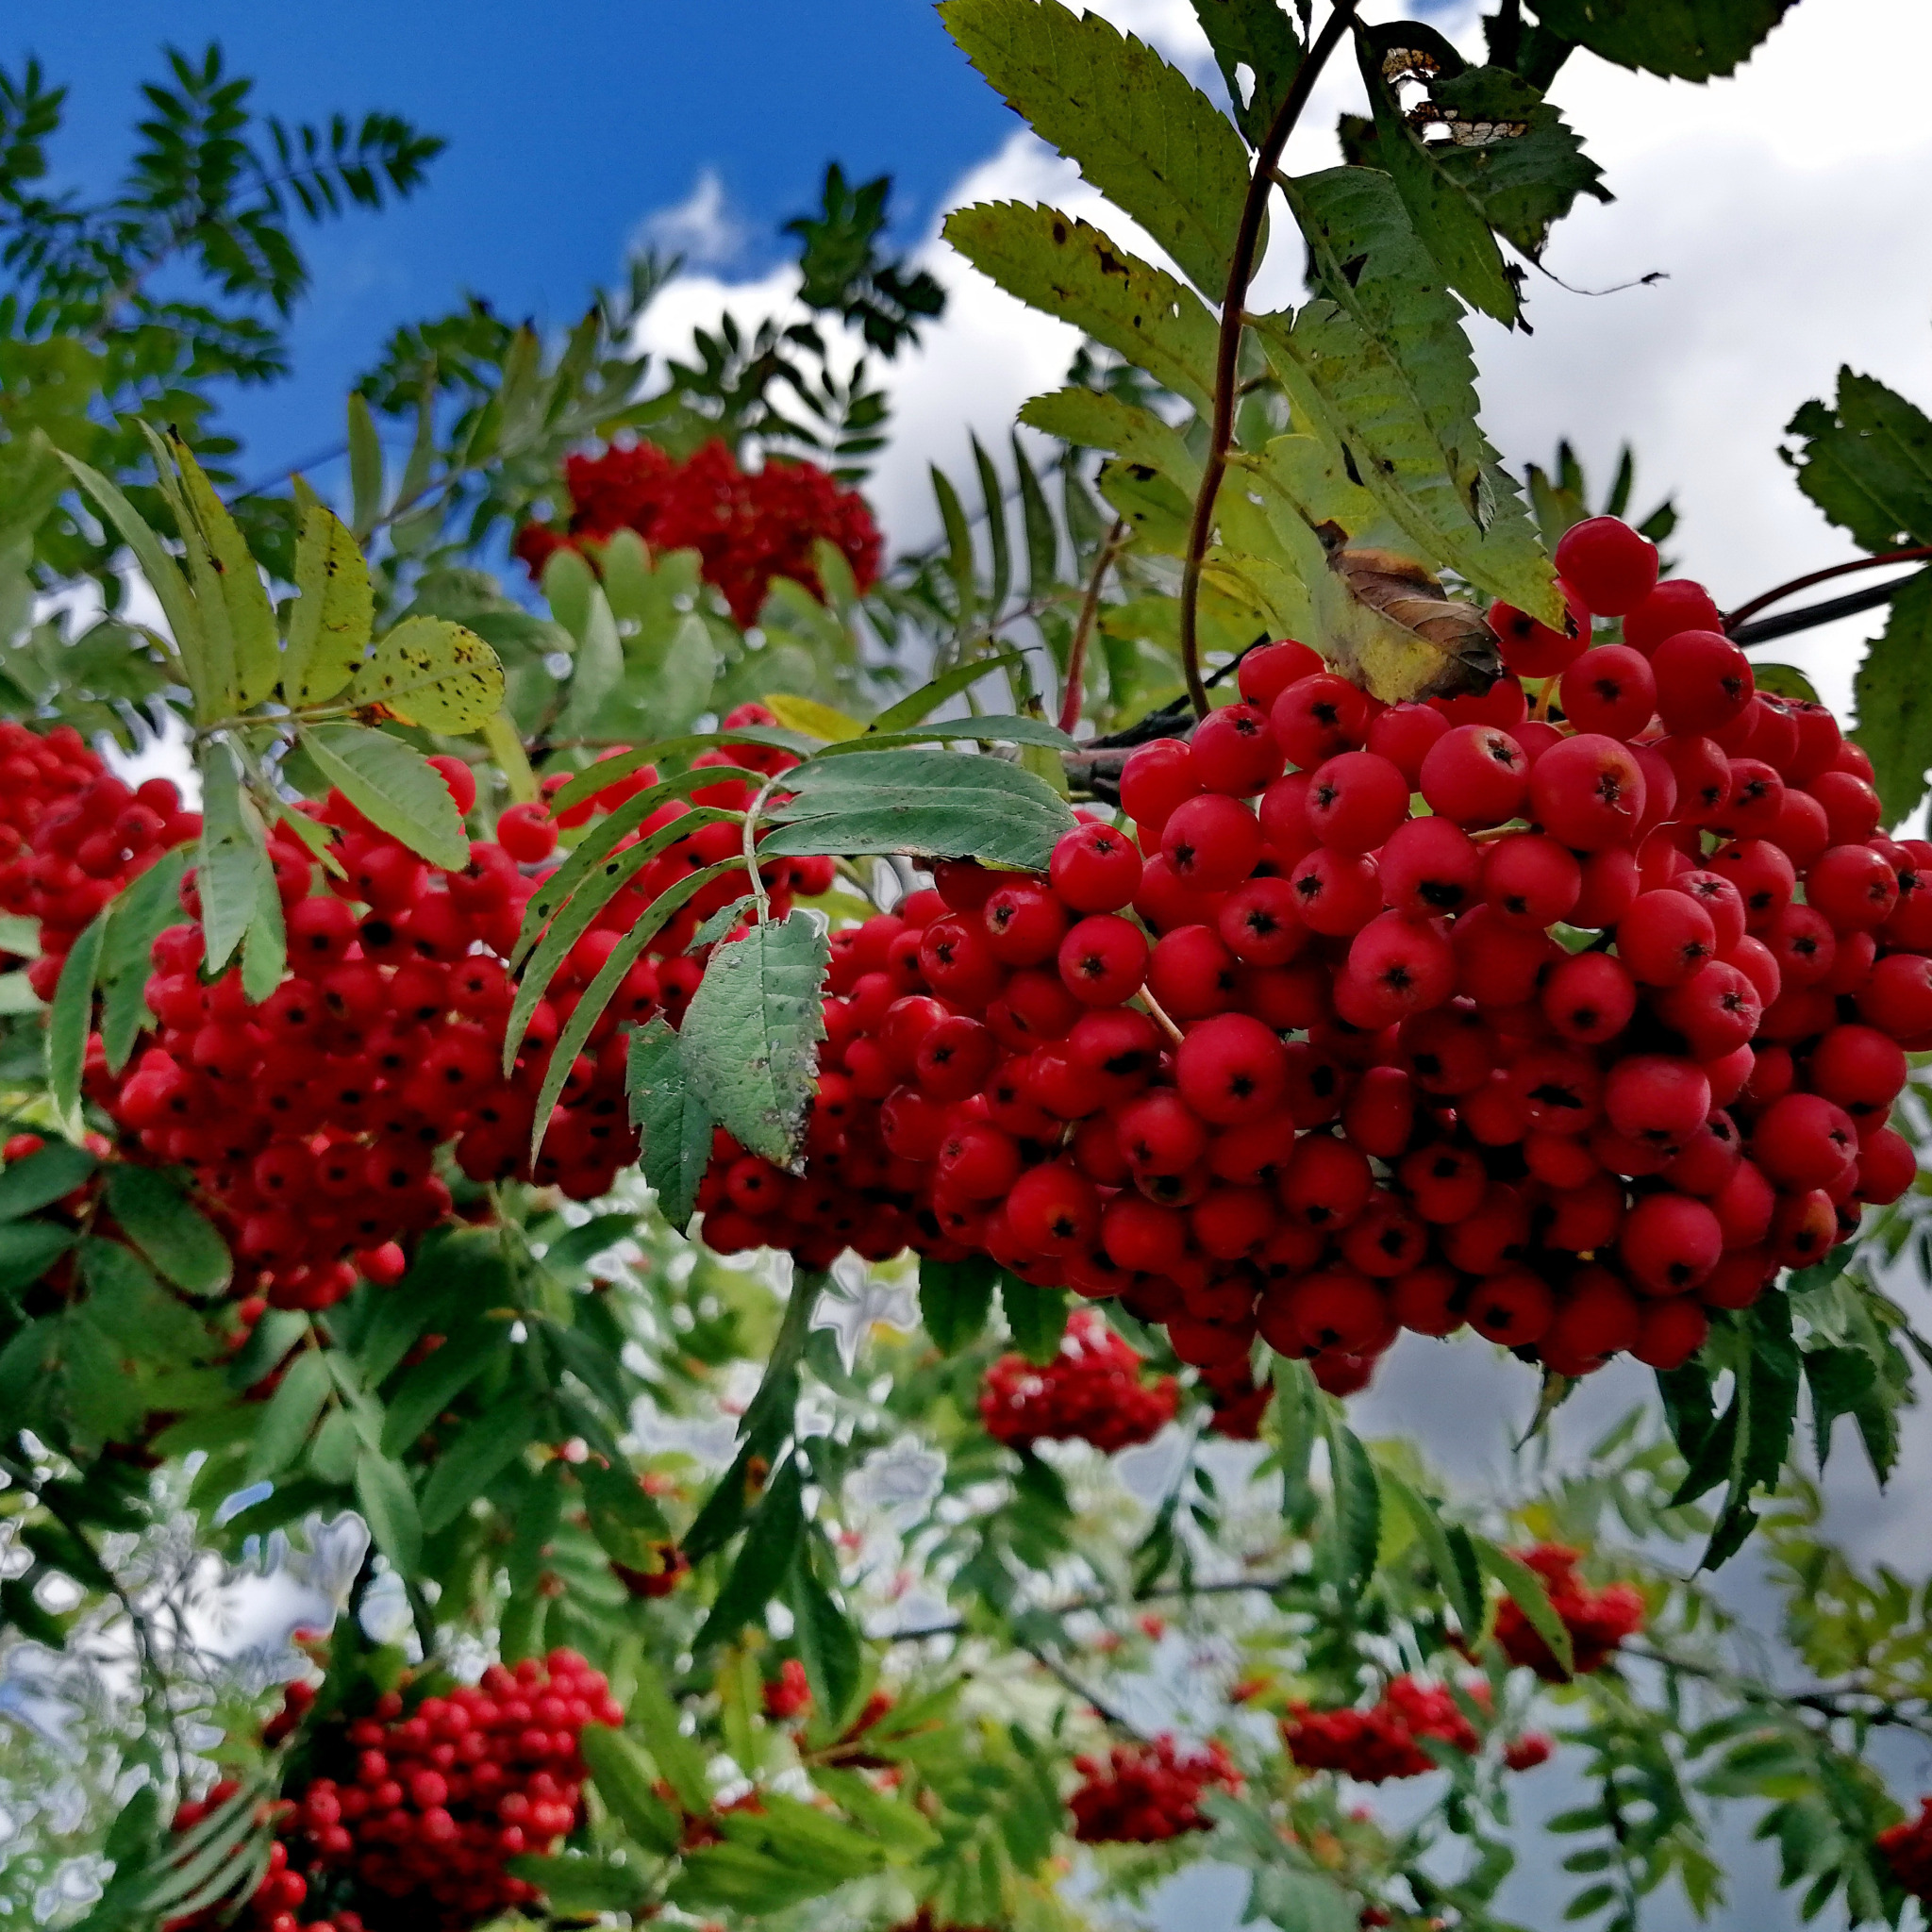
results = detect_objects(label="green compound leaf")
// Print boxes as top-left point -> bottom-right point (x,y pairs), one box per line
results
1478,1540 -> 1575,1677
677,912 -> 828,1170
105,1165 -> 231,1295
762,745 -> 1077,871
1191,0 -> 1304,144
788,1548 -> 864,1733
502,798 -> 743,1061
0,1142 -> 96,1221
1854,570 -> 1932,827
1020,386 -> 1203,492
99,848 -> 191,1073
283,493 -> 375,705
352,615 -> 505,734
1783,371 -> 1932,553
1382,1470 -> 1485,1636
1423,69 -> 1611,260
920,1253 -> 999,1356
1322,1415 -> 1382,1603
301,723 -> 470,871
1354,38 -> 1518,325
510,765 -> 755,968
195,741 -> 272,974
354,1446 -> 423,1577
943,202 -> 1219,413
524,857 -> 743,1159
695,1451 -> 808,1656
941,0 -> 1250,299
46,908 -> 106,1136
578,1724 -> 683,1857
1528,0 -> 1795,81
171,431 -> 279,710
627,1017 -> 715,1230
1253,296 -> 1558,626
1000,1273 -> 1068,1365
57,450 -> 208,713
418,1392 -> 541,1534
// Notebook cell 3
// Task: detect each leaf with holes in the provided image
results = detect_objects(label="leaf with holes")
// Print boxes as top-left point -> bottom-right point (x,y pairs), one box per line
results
1191,0 -> 1304,143
677,913 -> 828,1170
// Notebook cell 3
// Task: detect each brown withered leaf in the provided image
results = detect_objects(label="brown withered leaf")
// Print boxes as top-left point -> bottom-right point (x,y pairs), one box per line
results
1322,538 -> 1502,705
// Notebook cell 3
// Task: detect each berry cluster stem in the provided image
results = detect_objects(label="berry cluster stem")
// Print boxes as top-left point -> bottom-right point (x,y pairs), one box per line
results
1177,0 -> 1361,723
743,779 -> 783,924
1061,517 -> 1130,736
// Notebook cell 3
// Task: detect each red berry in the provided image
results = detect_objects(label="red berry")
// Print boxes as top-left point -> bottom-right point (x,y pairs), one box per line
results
1553,518 -> 1659,616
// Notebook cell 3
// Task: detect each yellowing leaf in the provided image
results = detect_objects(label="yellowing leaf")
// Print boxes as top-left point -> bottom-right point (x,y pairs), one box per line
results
283,497 -> 374,705
170,431 -> 279,710
352,616 -> 506,733
762,693 -> 865,742
1324,545 -> 1502,704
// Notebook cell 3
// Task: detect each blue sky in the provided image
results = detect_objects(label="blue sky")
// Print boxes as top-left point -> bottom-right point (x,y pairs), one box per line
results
12,1 -> 1015,482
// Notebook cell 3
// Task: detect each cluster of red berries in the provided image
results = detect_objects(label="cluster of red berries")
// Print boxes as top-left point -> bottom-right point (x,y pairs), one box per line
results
1878,1798 -> 1932,1901
698,515 -> 1925,1397
1493,1543 -> 1645,1679
1286,1675 -> 1485,1783
175,1651 -> 622,1932
762,1657 -> 812,1721
979,1307 -> 1178,1454
1067,1734 -> 1242,1842
0,720 -> 200,996
85,726 -> 820,1311
513,437 -> 883,625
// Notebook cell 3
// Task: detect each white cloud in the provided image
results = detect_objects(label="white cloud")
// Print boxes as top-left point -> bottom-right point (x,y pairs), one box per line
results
632,168 -> 749,271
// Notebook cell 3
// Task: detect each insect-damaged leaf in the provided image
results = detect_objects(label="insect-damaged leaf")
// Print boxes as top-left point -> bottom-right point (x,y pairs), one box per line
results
352,615 -> 506,733
677,913 -> 828,1170
283,496 -> 375,705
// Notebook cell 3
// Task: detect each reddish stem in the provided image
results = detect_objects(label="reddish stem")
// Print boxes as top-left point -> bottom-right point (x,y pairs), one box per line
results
1724,544 -> 1932,633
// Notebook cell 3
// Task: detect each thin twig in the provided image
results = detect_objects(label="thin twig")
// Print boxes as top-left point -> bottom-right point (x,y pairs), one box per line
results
889,1570 -> 1301,1645
1728,576 -> 1920,649
1177,0 -> 1361,721
1060,518 -> 1129,736
1723,545 -> 1932,633
741,778 -> 782,924
1018,1639 -> 1147,1736
1624,1642 -> 1932,1740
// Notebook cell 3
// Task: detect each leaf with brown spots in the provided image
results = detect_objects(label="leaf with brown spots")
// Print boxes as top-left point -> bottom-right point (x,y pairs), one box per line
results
351,615 -> 506,734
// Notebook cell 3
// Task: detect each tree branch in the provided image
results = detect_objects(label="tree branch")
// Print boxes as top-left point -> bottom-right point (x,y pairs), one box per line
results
1177,0 -> 1361,721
